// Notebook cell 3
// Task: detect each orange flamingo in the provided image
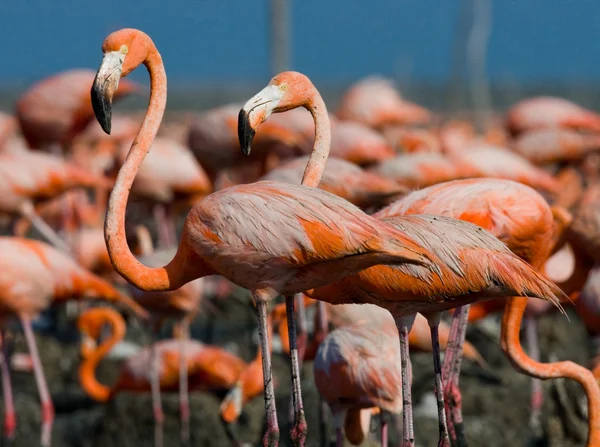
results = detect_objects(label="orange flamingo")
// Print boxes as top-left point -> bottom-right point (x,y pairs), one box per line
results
78,307 -> 264,446
307,213 -> 564,447
512,128 -> 600,165
15,69 -> 138,151
506,96 -> 600,136
337,76 -> 432,129
0,150 -> 110,252
0,236 -> 147,446
314,305 -> 402,447
370,152 -> 479,189
261,155 -> 406,209
375,178 -> 600,447
448,143 -> 559,194
91,29 -> 434,447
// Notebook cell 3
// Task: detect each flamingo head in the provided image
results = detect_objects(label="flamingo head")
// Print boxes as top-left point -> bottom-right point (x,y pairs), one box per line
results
238,71 -> 316,156
91,28 -> 151,134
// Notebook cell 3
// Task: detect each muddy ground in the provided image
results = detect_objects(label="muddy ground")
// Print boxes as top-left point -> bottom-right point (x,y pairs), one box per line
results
1,290 -> 592,447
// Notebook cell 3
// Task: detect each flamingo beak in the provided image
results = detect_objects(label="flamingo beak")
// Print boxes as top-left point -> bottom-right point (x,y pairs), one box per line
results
238,84 -> 285,156
91,51 -> 125,135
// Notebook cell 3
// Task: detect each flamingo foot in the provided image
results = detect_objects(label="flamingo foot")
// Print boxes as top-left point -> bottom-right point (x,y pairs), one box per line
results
445,381 -> 468,447
290,410 -> 307,447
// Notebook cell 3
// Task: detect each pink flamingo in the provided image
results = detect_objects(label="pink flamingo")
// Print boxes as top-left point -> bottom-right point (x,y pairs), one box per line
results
0,237 -> 147,446
90,29 -> 435,447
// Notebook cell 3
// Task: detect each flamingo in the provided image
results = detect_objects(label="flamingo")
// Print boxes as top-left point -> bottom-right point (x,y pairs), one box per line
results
506,96 -> 600,136
0,236 -> 148,446
307,213 -> 564,447
375,178 -> 600,447
0,150 -> 110,252
336,76 -> 432,129
260,155 -> 407,209
78,307 -> 266,445
90,29 -> 434,447
369,152 -> 479,189
512,128 -> 600,165
15,69 -> 139,151
314,304 -> 403,447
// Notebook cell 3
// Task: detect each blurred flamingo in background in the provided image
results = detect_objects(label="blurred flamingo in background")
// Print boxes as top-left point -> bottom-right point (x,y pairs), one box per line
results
512,128 -> 600,165
336,76 -> 432,129
0,150 -> 111,252
261,155 -> 407,209
78,307 -> 266,446
92,30 -> 435,447
15,69 -> 139,151
506,96 -> 600,136
314,304 -> 402,447
0,237 -> 148,446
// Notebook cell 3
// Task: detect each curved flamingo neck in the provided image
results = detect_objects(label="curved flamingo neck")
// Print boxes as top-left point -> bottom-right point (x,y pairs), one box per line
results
501,297 -> 600,445
301,90 -> 330,187
104,37 -> 184,291
79,312 -> 126,402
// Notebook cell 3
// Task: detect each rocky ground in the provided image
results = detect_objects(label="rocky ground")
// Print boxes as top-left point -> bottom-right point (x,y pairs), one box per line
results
0,291 -> 592,447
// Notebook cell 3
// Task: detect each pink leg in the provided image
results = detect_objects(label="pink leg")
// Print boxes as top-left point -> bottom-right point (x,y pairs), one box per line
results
525,316 -> 543,437
289,294 -> 307,425
254,298 -> 279,447
285,295 -> 307,446
427,315 -> 451,447
0,330 -> 16,440
21,316 -> 54,447
442,305 -> 470,447
150,331 -> 164,447
381,413 -> 389,447
179,319 -> 190,443
335,426 -> 344,447
395,314 -> 416,447
21,204 -> 72,255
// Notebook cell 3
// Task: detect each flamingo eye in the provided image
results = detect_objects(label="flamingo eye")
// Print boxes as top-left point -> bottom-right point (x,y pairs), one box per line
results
280,84 -> 288,91
120,45 -> 129,55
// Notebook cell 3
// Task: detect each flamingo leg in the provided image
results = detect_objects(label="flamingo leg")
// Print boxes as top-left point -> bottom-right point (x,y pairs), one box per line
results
396,314 -> 416,447
427,314 -> 451,447
150,329 -> 164,447
333,409 -> 345,447
525,316 -> 543,438
381,412 -> 389,447
0,330 -> 16,441
441,305 -> 470,447
21,316 -> 54,447
254,297 -> 279,447
20,204 -> 72,254
288,294 -> 307,425
179,319 -> 191,444
285,295 -> 307,446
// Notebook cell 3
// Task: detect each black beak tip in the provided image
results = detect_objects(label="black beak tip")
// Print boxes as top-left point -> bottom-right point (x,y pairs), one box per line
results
238,109 -> 255,157
90,84 -> 112,135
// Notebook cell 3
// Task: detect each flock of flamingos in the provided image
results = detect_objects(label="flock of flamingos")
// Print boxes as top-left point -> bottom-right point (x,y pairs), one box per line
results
2,27 -> 600,447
